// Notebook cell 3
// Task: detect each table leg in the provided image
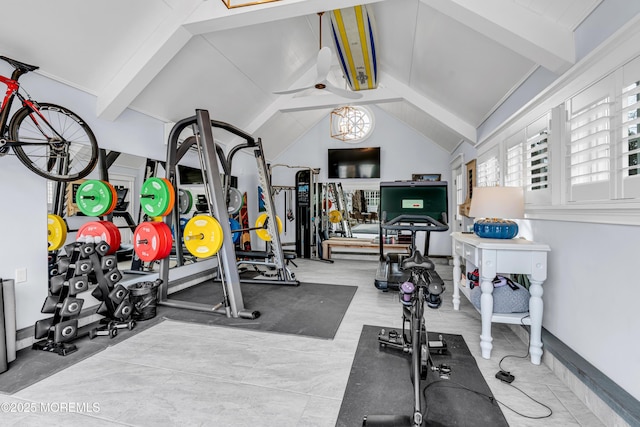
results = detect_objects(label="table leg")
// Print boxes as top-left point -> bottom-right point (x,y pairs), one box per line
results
528,278 -> 544,365
479,276 -> 494,359
452,254 -> 461,310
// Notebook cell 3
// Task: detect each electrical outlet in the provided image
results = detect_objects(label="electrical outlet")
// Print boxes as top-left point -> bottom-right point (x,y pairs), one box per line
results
15,268 -> 27,283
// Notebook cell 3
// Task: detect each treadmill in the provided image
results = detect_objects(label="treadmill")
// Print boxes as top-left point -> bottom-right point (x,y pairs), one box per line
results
374,181 -> 448,291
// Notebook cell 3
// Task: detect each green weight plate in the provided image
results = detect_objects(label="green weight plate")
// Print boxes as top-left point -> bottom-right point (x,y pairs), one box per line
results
140,177 -> 172,217
227,187 -> 244,215
178,189 -> 193,215
76,180 -> 113,216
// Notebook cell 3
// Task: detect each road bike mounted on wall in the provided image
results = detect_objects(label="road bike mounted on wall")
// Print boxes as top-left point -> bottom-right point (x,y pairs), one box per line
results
0,56 -> 98,182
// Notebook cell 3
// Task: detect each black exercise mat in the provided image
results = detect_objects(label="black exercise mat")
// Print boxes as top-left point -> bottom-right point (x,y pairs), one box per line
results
337,325 -> 508,427
160,281 -> 357,340
0,317 -> 164,394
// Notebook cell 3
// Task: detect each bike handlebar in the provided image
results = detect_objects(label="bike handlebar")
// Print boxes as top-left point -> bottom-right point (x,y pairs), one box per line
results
381,214 -> 449,233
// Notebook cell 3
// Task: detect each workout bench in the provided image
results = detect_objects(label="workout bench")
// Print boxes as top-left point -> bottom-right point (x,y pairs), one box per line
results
321,237 -> 411,260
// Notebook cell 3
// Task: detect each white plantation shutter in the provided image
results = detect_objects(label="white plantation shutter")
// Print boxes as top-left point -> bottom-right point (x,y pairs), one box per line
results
525,125 -> 549,191
505,144 -> 523,187
567,80 -> 613,202
477,154 -> 500,187
619,56 -> 640,199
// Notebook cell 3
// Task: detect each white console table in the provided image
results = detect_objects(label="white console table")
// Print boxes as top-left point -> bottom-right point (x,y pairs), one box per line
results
451,232 -> 550,364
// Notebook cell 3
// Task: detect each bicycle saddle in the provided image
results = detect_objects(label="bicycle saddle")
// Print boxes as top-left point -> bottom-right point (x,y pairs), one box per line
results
401,250 -> 435,271
0,56 -> 39,72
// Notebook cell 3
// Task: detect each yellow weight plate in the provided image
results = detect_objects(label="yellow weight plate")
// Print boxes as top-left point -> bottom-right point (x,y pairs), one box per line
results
183,215 -> 223,258
47,214 -> 67,251
329,210 -> 343,224
254,213 -> 283,241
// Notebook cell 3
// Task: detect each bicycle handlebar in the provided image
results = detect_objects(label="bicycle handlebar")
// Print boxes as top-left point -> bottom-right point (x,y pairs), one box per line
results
381,214 -> 449,233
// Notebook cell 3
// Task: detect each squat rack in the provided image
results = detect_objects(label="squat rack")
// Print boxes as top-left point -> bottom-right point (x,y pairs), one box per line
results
158,109 -> 258,319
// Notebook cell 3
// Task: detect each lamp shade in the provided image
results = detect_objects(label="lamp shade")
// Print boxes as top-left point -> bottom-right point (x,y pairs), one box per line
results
469,186 -> 524,239
469,186 -> 524,220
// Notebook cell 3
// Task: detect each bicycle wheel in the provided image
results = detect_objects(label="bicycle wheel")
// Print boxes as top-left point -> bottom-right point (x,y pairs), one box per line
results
9,103 -> 98,182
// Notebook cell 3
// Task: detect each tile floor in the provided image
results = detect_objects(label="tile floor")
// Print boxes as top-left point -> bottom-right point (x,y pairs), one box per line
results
0,255 -> 607,426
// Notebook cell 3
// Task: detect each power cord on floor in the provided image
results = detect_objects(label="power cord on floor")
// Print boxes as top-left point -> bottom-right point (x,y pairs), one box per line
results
493,314 -> 553,420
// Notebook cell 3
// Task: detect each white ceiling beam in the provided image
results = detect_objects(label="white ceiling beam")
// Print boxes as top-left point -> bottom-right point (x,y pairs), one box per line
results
183,0 -> 384,34
422,0 -> 575,73
381,73 -> 477,143
96,1 -> 203,121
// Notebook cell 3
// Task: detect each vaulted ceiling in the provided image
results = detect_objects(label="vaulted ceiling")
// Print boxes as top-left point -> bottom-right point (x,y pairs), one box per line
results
1,0 -> 603,159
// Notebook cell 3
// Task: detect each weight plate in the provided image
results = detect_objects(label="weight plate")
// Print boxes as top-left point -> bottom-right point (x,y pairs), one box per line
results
229,217 -> 241,244
77,220 -> 120,254
184,215 -> 223,258
47,214 -> 67,251
227,187 -> 244,215
76,180 -> 113,216
107,182 -> 118,215
254,213 -> 283,242
178,189 -> 193,215
103,221 -> 122,254
329,210 -> 343,224
152,221 -> 173,260
140,177 -> 173,217
159,178 -> 175,217
133,221 -> 172,262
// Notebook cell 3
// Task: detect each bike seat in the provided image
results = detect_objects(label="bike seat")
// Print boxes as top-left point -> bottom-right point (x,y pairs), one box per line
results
401,250 -> 435,271
0,56 -> 39,72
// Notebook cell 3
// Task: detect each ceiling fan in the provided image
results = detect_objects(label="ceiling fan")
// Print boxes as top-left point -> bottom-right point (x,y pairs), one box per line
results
274,12 -> 363,99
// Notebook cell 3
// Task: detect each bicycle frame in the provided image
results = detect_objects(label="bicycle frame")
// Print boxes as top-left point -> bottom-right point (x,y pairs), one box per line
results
0,68 -> 57,147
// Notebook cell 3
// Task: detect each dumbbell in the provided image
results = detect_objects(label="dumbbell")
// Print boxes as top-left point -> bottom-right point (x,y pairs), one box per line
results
108,284 -> 129,304
57,257 -> 93,276
41,296 -> 84,316
110,320 -> 136,330
49,275 -> 89,296
34,318 -> 78,343
101,255 -> 117,271
88,322 -> 117,339
113,300 -> 134,321
104,268 -> 123,287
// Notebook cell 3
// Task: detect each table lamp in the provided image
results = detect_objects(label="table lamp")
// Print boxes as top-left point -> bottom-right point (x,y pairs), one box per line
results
469,186 -> 524,239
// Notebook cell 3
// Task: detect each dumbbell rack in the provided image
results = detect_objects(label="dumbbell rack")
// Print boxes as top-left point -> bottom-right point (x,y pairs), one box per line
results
33,240 -> 135,355
33,241 -> 92,356
89,240 -> 135,339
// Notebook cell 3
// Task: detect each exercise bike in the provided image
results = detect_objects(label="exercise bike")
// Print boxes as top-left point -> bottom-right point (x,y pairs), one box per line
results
364,214 -> 449,427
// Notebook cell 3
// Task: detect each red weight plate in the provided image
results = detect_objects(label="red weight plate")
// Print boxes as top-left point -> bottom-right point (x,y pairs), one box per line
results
103,221 -> 121,254
133,222 -> 163,262
149,222 -> 167,261
159,222 -> 173,259
152,222 -> 173,260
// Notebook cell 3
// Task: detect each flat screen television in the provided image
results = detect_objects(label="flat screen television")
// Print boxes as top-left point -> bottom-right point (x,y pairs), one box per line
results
178,165 -> 204,185
328,147 -> 380,179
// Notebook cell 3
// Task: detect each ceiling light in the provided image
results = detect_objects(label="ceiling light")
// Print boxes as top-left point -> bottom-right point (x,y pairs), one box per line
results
330,106 -> 374,143
221,0 -> 280,9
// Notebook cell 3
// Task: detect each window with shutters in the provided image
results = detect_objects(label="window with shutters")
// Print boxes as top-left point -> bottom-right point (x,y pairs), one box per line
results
525,114 -> 550,192
566,77 -> 613,202
504,131 -> 524,188
477,153 -> 500,187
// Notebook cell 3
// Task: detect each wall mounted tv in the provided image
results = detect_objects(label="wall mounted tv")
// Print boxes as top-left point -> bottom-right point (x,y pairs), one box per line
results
328,147 -> 381,179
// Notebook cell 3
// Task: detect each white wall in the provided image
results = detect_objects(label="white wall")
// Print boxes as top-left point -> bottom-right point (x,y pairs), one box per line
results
0,71 -> 165,330
520,219 -> 640,401
270,105 -> 453,256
